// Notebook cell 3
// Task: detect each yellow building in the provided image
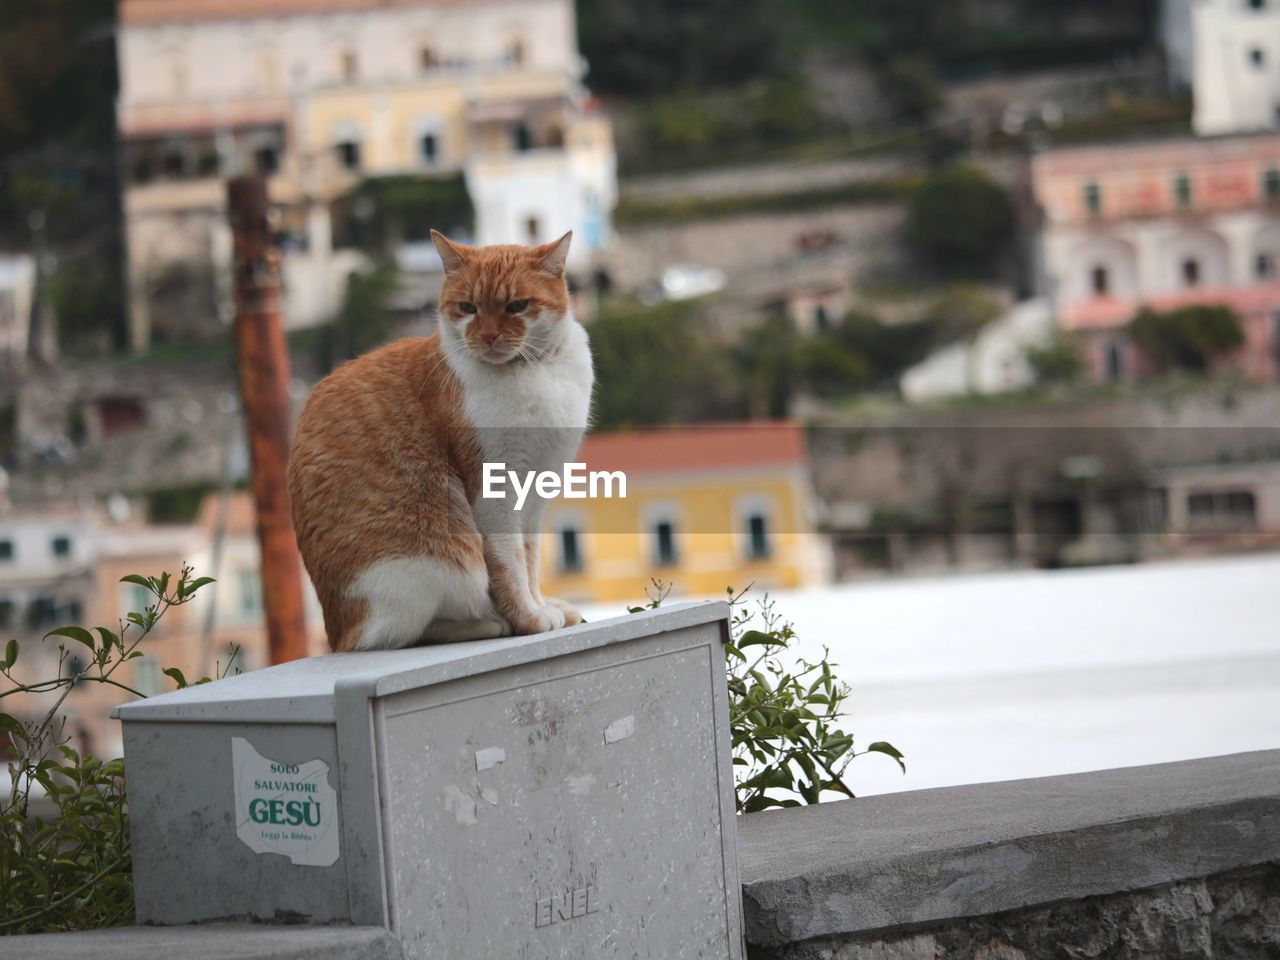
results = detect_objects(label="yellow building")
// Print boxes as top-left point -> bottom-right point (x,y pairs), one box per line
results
540,422 -> 831,605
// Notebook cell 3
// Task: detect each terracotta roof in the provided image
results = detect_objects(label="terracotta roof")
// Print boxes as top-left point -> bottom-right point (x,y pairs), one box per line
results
120,0 -> 530,25
578,421 -> 806,478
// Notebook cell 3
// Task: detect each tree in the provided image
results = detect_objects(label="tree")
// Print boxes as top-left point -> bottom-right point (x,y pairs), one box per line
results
880,56 -> 944,122
1128,304 -> 1245,373
329,260 -> 399,364
588,301 -> 742,427
905,166 -> 1017,280
576,0 -> 780,95
1026,336 -> 1085,385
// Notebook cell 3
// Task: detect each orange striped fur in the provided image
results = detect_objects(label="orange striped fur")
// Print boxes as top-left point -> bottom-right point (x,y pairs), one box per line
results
287,232 -> 593,651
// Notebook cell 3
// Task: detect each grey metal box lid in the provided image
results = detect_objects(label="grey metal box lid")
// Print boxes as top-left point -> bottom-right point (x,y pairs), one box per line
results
115,602 -> 744,959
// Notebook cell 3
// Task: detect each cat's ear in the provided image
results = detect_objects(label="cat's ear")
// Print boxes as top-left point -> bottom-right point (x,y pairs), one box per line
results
532,231 -> 572,279
431,229 -> 469,277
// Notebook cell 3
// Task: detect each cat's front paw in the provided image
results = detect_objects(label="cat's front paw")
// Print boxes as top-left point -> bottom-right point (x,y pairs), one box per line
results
545,597 -> 583,626
512,604 -> 566,635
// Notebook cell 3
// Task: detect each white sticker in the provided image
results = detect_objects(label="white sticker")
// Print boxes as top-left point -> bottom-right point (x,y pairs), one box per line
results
475,747 -> 505,771
604,715 -> 635,744
232,737 -> 340,867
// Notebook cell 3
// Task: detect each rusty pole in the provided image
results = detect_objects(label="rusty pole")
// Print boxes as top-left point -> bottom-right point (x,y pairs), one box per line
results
227,176 -> 309,665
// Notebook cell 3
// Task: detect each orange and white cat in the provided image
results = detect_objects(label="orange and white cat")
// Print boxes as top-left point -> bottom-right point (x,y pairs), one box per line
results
287,230 -> 592,652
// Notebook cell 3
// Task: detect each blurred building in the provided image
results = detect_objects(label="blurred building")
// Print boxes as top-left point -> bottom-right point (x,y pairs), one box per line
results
1181,0 -> 1280,135
1031,132 -> 1280,382
0,254 -> 35,373
115,0 -> 616,350
0,494 -> 325,757
1155,459 -> 1280,547
539,422 -> 830,604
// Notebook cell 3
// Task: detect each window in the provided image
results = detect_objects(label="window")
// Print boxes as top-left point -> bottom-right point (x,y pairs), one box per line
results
1257,252 -> 1276,279
1174,174 -> 1193,210
653,520 -> 678,567
525,216 -> 540,243
557,527 -> 583,573
1091,266 -> 1110,296
1187,490 -> 1258,531
1106,342 -> 1124,382
51,536 -> 71,559
124,584 -> 151,618
1249,48 -> 1266,69
745,513 -> 771,560
254,146 -> 279,175
1249,0 -> 1266,10
27,597 -> 56,631
507,37 -> 526,65
134,656 -> 163,698
0,598 -> 13,630
238,569 -> 263,617
340,49 -> 358,82
1181,257 -> 1201,287
514,123 -> 533,152
337,140 -> 361,171
1084,181 -> 1102,216
1265,168 -> 1280,201
420,132 -> 438,166
420,47 -> 438,71
814,303 -> 830,332
162,150 -> 186,178
0,539 -> 12,562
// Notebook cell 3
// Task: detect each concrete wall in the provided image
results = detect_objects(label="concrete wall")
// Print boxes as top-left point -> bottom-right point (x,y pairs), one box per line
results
740,751 -> 1280,959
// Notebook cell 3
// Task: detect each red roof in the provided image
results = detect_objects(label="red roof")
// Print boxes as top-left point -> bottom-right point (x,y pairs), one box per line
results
578,421 -> 806,478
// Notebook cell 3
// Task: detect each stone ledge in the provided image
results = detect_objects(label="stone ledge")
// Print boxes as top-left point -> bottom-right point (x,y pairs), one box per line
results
738,750 -> 1280,949
1,923 -> 404,960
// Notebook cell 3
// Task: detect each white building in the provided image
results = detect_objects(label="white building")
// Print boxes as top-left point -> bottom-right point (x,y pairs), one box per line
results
116,0 -> 616,350
900,299 -> 1054,402
1175,0 -> 1280,135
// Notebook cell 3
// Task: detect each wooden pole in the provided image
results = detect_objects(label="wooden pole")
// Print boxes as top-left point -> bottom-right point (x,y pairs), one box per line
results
227,176 -> 308,665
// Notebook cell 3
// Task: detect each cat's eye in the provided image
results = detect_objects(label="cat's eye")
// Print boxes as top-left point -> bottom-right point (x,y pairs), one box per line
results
457,301 -> 477,314
505,299 -> 529,314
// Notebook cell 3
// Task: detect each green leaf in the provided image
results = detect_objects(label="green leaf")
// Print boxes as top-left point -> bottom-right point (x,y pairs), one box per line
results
44,626 -> 95,652
867,741 -> 907,773
94,628 -> 121,654
3,637 -> 17,668
186,577 -> 216,594
162,667 -> 189,689
0,712 -> 25,737
737,630 -> 777,649
119,574 -> 153,591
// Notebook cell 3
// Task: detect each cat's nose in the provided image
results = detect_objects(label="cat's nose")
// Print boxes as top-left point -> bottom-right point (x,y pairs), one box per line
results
479,330 -> 500,346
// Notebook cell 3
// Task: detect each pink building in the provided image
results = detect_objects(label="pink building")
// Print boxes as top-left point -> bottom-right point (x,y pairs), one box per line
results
1030,132 -> 1280,382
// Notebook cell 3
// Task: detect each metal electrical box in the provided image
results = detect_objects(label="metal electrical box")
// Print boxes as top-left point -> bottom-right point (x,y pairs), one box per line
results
114,602 -> 744,959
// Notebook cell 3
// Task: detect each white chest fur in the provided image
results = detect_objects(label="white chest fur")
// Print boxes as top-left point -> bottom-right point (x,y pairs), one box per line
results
453,320 -> 594,474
